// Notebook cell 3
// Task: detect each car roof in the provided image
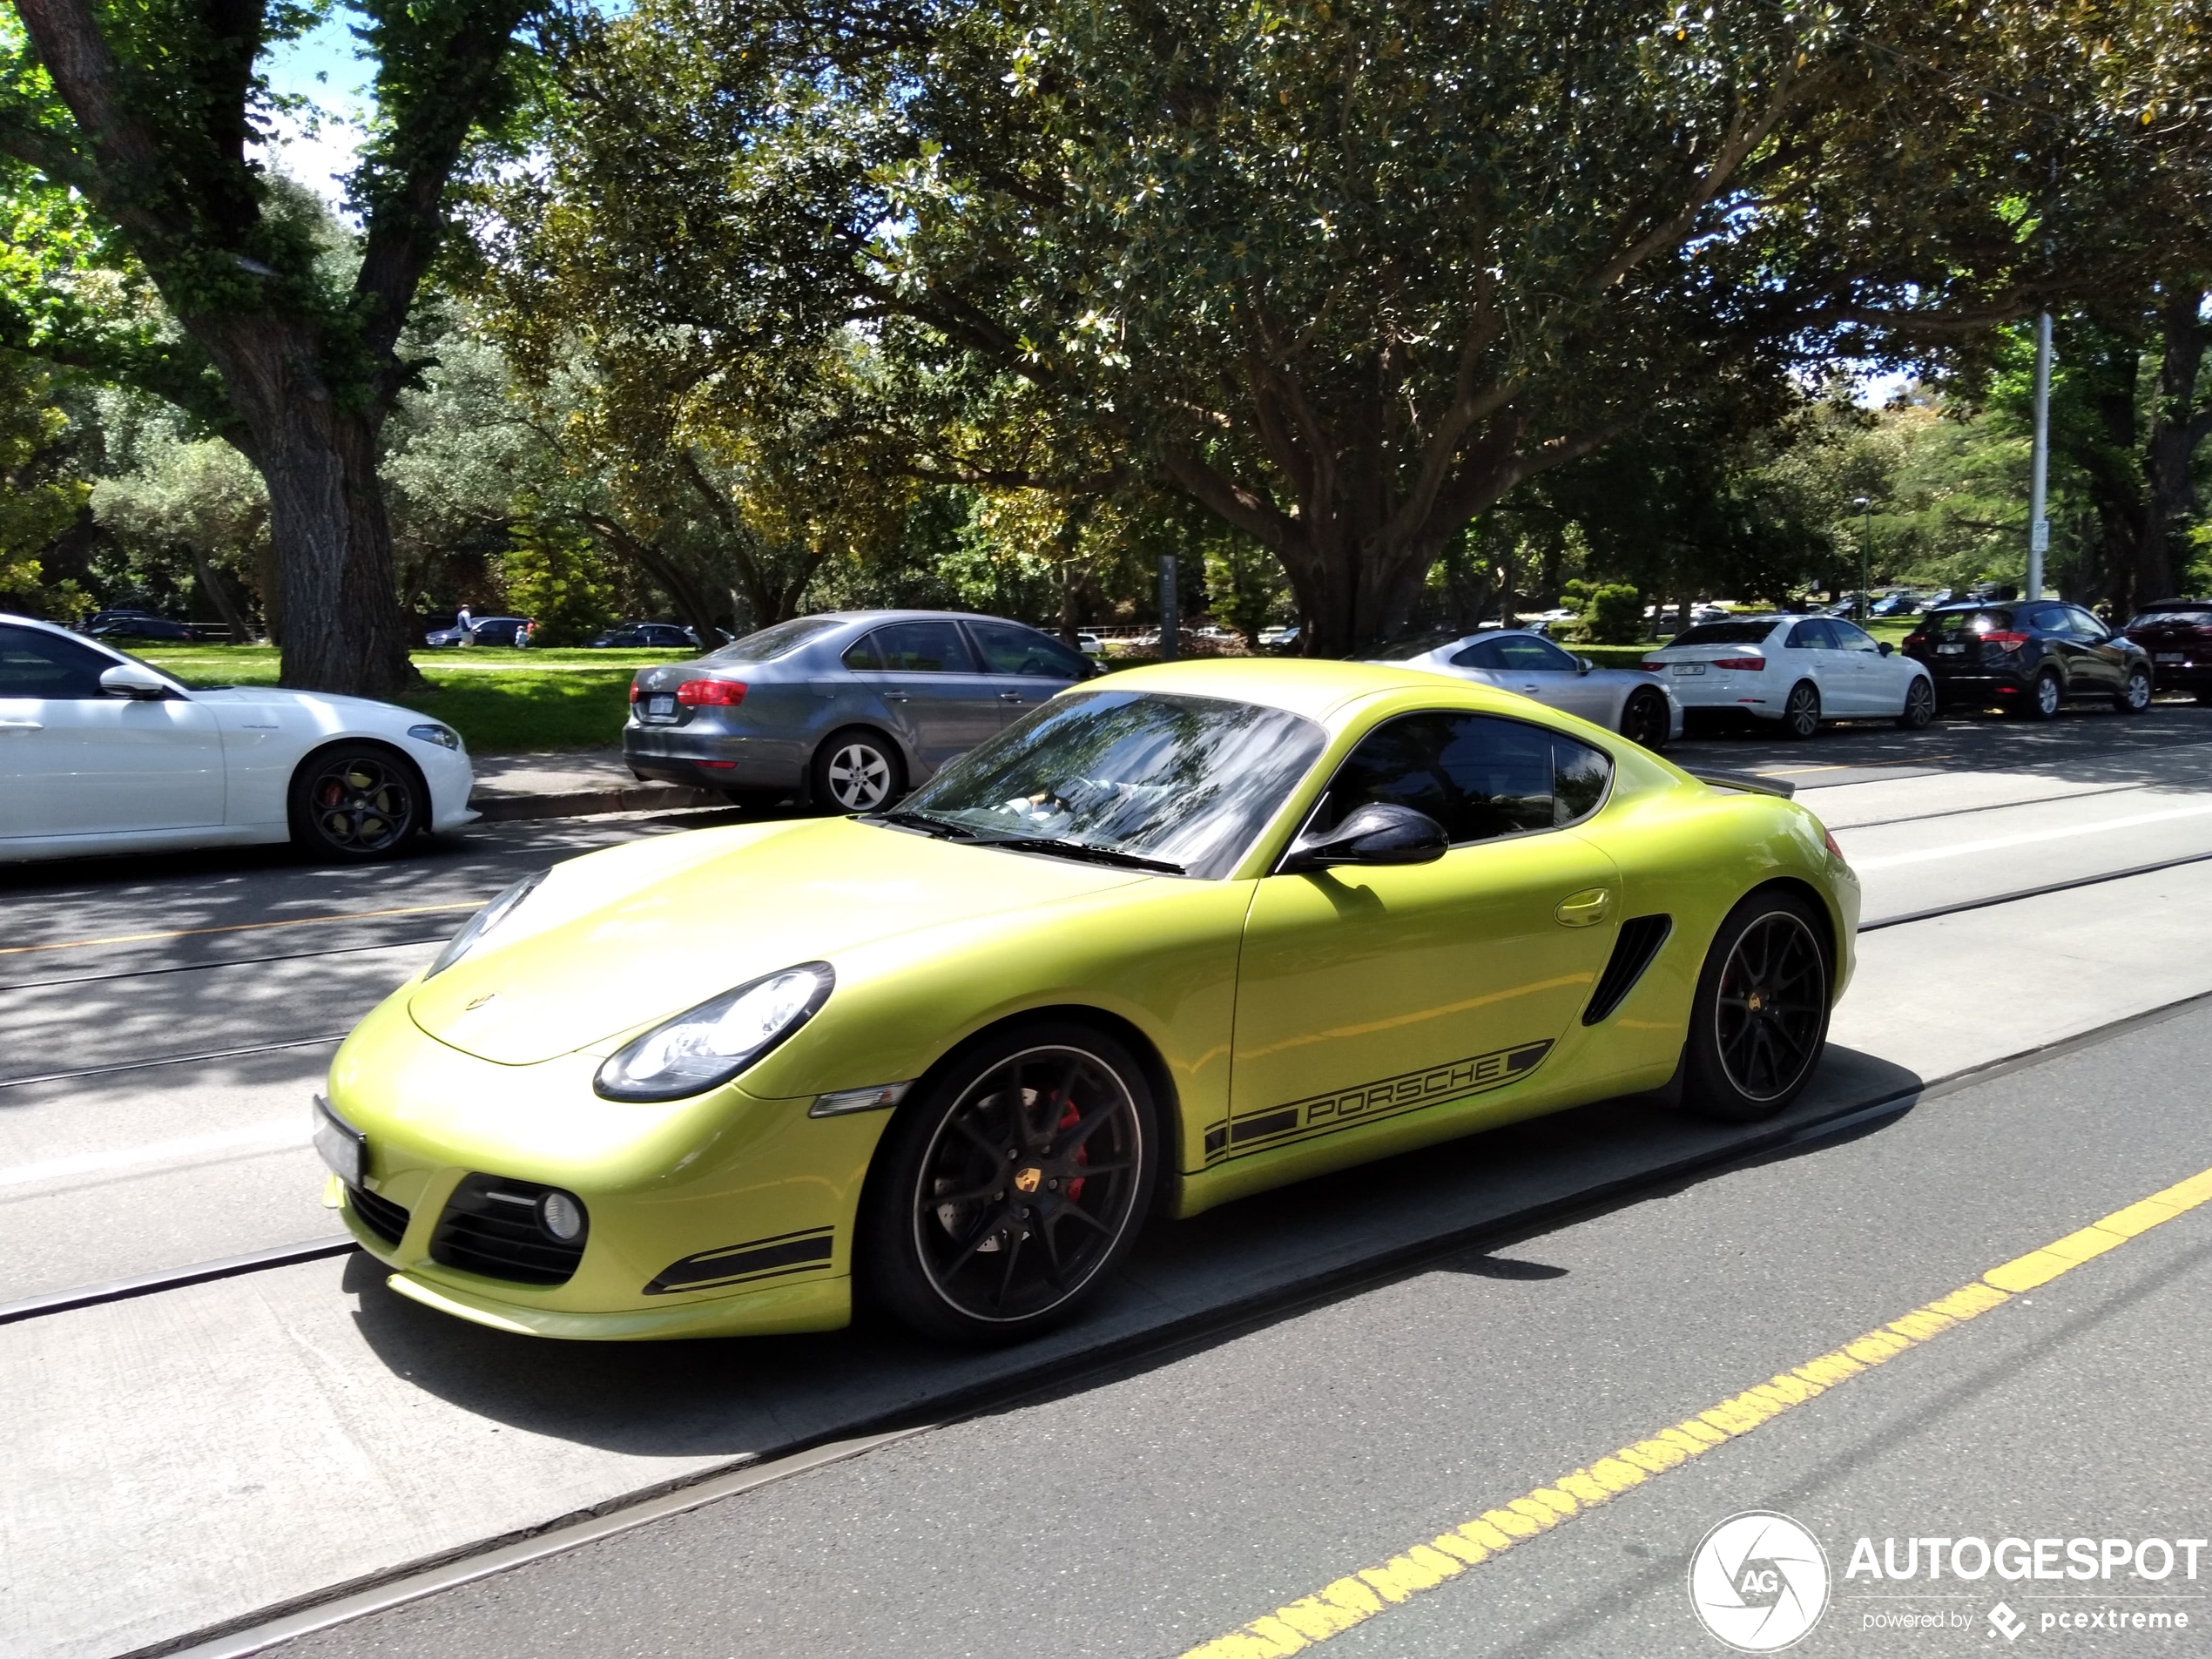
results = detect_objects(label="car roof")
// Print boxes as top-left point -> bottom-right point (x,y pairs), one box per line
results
1092,657 -> 1538,721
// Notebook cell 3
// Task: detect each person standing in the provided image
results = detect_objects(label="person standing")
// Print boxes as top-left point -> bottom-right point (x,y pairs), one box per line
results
455,602 -> 474,645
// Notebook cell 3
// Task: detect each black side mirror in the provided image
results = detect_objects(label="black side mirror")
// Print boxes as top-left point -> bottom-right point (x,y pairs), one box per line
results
1877,640 -> 1894,657
1279,801 -> 1449,873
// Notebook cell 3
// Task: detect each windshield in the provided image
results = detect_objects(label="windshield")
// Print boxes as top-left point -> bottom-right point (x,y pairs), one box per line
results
890,690 -> 1326,880
705,617 -> 842,664
1669,620 -> 1779,647
1926,609 -> 2011,635
2128,608 -> 2212,627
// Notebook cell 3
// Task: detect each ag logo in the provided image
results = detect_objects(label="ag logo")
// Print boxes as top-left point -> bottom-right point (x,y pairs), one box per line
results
1688,1511 -> 1831,1651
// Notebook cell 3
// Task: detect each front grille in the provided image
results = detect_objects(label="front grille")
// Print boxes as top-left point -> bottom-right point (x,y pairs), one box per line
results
430,1174 -> 587,1286
346,1183 -> 410,1247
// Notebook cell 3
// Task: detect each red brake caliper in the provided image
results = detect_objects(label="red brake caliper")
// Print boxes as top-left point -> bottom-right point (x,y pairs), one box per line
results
1056,1100 -> 1087,1203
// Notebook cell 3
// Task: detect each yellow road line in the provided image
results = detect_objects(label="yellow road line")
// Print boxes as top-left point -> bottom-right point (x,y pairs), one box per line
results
1180,1163 -> 2212,1658
0,900 -> 482,957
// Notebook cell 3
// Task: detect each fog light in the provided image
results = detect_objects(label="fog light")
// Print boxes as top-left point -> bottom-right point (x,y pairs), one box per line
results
539,1190 -> 586,1242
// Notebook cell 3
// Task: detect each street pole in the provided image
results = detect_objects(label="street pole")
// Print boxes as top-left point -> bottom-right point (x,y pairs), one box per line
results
2027,310 -> 2053,601
1157,554 -> 1178,662
1854,496 -> 1871,622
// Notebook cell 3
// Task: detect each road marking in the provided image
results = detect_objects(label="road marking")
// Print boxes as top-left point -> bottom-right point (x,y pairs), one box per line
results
1178,1163 -> 2212,1658
0,900 -> 482,957
1849,800 -> 2212,871
0,1119 -> 307,1190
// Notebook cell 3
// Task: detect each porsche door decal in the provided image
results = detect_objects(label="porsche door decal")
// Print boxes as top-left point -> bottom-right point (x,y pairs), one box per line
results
1208,1038 -> 1555,1163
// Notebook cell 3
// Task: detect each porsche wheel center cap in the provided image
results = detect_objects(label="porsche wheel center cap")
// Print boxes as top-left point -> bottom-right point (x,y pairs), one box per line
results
1745,988 -> 1765,1014
1014,1166 -> 1043,1195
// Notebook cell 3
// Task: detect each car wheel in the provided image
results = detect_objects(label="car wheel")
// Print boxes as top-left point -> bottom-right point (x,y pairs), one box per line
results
861,1022 -> 1159,1343
1781,680 -> 1820,739
1620,686 -> 1670,750
287,745 -> 424,861
1682,889 -> 1831,1123
2114,665 -> 2152,714
2027,667 -> 2064,720
1896,676 -> 1937,730
810,728 -> 906,813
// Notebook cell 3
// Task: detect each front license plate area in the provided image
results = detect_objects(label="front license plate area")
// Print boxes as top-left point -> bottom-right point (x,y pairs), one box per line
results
645,693 -> 677,720
1672,663 -> 1704,676
313,1094 -> 364,1188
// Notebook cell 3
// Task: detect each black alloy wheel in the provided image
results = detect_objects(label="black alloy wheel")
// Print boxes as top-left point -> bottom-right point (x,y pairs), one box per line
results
1897,677 -> 1938,730
1620,686 -> 1670,750
2115,665 -> 2152,714
811,727 -> 905,813
2026,667 -> 2065,720
863,1025 -> 1157,1342
1780,681 -> 1821,739
288,746 -> 421,860
1682,890 -> 1831,1123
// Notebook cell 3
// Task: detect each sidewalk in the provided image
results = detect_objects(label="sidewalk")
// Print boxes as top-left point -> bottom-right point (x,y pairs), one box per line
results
466,750 -> 733,822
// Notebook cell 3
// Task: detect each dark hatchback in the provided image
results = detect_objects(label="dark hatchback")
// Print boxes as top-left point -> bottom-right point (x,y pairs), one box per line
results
1902,600 -> 2153,719
2121,600 -> 2212,704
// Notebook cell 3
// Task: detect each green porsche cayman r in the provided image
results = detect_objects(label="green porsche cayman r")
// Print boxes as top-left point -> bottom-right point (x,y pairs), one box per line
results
317,658 -> 1858,1344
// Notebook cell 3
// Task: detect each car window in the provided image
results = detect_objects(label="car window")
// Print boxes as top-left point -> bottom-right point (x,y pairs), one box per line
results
707,616 -> 844,665
1371,631 -> 1469,662
0,624 -> 115,698
1449,638 -> 1502,670
840,635 -> 881,671
1492,635 -> 1577,671
1927,609 -> 2011,637
2064,607 -> 2109,640
1314,711 -> 1612,846
1829,621 -> 1881,653
2128,607 -> 2212,627
864,620 -> 977,673
969,622 -> 1089,680
1786,619 -> 1837,650
1672,620 -> 1781,647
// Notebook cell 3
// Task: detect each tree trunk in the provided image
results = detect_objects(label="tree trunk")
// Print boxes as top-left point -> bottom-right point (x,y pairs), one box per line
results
187,544 -> 255,643
2139,286 -> 2210,606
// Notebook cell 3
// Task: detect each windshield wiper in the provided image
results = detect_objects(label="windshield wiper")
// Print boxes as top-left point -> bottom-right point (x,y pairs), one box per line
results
969,837 -> 1184,874
866,809 -> 979,840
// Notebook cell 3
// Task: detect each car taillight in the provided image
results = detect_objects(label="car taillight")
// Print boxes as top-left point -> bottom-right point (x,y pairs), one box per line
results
1712,657 -> 1765,671
1902,632 -> 1925,648
1639,660 -> 1666,672
1824,827 -> 1847,863
1979,631 -> 2029,651
628,682 -> 643,703
676,678 -> 748,706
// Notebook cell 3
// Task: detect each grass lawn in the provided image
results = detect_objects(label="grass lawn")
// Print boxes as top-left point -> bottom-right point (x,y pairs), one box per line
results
138,645 -> 678,752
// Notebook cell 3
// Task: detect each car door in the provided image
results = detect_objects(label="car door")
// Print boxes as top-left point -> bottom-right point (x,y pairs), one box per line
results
2061,605 -> 2128,691
1782,618 -> 1861,712
1227,711 -> 1622,1157
842,619 -> 1002,772
1496,633 -> 1615,723
965,621 -> 1092,725
0,624 -> 224,839
1826,619 -> 1902,712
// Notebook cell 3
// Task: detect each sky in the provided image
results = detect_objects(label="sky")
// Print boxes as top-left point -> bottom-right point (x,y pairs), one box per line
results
257,12 -> 374,206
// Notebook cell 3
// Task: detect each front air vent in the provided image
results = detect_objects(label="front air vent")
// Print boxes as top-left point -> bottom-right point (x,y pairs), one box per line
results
430,1175 -> 588,1286
346,1183 -> 411,1247
1583,914 -> 1673,1026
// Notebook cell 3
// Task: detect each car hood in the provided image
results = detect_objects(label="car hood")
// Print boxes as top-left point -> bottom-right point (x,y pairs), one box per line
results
189,685 -> 420,723
407,817 -> 1149,1066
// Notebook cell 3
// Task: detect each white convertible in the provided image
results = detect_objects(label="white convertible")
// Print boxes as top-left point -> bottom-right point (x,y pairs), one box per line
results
0,613 -> 475,863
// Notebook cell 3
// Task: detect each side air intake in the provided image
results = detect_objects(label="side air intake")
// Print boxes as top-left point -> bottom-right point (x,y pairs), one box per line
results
1583,914 -> 1673,1026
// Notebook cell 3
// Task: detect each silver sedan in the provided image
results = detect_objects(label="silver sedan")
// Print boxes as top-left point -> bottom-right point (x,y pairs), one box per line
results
1365,629 -> 1683,749
624,610 -> 1098,811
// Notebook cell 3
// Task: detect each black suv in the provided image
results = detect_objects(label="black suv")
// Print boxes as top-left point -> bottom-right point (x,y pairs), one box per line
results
2121,600 -> 2212,705
1903,600 -> 2153,718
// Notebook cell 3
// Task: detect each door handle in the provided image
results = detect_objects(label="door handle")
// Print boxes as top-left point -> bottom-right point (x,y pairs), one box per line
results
0,720 -> 41,733
1554,887 -> 1614,927
998,691 -> 1025,702
881,691 -> 910,703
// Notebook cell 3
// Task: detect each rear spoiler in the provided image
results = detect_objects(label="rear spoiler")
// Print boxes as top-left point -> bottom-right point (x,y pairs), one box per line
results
1688,767 -> 1796,800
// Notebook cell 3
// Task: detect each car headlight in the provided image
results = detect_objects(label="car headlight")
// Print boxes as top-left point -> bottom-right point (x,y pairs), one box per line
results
425,870 -> 546,980
408,722 -> 462,751
594,962 -> 834,1102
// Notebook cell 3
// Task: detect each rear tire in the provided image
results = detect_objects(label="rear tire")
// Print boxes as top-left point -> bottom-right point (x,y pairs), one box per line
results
1780,681 -> 1820,739
2026,667 -> 2064,720
1620,686 -> 1671,750
2114,665 -> 2152,714
1682,889 -> 1831,1123
810,727 -> 906,814
287,744 -> 425,862
1896,677 -> 1937,730
860,1022 -> 1159,1344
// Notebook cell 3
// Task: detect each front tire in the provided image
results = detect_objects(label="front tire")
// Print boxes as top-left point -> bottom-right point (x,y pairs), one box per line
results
1682,890 -> 1831,1123
2026,666 -> 2064,720
861,1023 -> 1159,1343
1781,680 -> 1821,739
810,727 -> 906,813
1620,686 -> 1671,750
1897,676 -> 1937,730
2114,665 -> 2152,714
287,744 -> 424,861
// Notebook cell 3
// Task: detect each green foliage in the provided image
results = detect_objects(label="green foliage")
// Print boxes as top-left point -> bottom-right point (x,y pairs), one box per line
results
503,508 -> 617,645
1585,584 -> 1647,645
0,356 -> 87,602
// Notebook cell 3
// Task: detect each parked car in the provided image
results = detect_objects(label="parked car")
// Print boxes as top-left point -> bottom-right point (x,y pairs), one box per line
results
81,607 -> 172,633
424,615 -> 531,648
624,610 -> 1099,812
0,612 -> 473,863
1642,615 -> 1939,737
1259,624 -> 1301,649
1868,591 -> 1924,618
1366,629 -> 1683,750
2120,600 -> 2212,705
1076,632 -> 1105,658
1903,600 -> 2153,718
85,614 -> 198,642
590,622 -> 702,651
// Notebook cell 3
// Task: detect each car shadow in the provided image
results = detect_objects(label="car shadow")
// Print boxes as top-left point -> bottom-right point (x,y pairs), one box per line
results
336,1042 -> 1925,1459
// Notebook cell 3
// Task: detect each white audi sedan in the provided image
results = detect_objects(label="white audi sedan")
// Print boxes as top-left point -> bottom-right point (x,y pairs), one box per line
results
0,613 -> 475,863
1641,614 -> 1938,737
1366,629 -> 1684,749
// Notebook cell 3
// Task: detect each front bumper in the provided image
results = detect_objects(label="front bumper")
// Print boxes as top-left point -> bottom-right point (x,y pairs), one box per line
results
325,993 -> 887,1339
418,744 -> 479,833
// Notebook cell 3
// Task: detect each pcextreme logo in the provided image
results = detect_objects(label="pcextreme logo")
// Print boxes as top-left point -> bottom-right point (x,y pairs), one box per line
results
1689,1511 -> 1831,1652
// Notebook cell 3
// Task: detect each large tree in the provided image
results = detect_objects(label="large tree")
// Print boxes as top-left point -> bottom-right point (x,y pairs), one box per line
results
0,0 -> 541,694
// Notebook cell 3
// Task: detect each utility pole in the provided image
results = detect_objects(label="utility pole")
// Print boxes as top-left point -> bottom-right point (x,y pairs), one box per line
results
1157,554 -> 1178,661
1853,496 -> 1873,622
2027,311 -> 2053,602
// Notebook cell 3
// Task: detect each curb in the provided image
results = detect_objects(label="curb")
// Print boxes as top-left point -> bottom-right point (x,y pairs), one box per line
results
467,782 -> 727,822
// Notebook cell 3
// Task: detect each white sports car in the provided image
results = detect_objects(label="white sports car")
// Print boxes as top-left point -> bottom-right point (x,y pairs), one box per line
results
1366,629 -> 1684,749
0,613 -> 475,863
1640,614 -> 1938,738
